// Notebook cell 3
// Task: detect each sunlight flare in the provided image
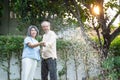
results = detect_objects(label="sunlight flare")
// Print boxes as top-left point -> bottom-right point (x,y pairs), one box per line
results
93,5 -> 100,15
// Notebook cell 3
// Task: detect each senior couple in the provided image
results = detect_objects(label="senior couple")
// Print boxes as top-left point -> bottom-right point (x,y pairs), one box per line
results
22,21 -> 57,80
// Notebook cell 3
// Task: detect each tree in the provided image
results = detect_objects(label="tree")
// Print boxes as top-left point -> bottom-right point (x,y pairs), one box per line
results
63,0 -> 120,58
62,1 -> 120,79
10,0 -> 68,33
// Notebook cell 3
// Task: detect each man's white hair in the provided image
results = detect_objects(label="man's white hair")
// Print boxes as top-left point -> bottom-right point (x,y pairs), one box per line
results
41,21 -> 50,27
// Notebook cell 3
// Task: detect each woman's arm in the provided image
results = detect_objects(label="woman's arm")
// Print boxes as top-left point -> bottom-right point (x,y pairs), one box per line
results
27,42 -> 44,48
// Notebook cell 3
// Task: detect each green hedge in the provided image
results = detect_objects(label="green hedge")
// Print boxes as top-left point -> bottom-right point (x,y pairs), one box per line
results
0,36 -> 23,61
0,36 -> 72,62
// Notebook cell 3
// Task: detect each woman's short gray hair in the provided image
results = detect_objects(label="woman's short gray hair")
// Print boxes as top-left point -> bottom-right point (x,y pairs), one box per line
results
27,25 -> 39,37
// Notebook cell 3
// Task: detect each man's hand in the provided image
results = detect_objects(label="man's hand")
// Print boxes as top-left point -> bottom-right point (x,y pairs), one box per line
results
40,42 -> 46,47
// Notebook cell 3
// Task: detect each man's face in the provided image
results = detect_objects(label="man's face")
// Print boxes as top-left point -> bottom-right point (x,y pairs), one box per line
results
42,25 -> 50,33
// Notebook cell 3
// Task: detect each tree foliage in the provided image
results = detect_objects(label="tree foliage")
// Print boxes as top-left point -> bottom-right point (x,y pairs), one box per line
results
10,0 -> 67,24
63,0 -> 120,58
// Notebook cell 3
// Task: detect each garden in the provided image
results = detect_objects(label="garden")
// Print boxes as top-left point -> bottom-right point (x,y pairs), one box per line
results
0,0 -> 120,80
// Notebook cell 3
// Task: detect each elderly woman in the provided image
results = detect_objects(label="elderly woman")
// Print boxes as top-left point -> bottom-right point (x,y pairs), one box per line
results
22,25 -> 42,80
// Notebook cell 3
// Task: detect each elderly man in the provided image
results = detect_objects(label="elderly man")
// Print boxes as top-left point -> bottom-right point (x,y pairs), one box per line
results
41,21 -> 57,80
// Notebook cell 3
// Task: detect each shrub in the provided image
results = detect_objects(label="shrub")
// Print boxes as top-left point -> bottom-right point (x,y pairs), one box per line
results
102,36 -> 120,80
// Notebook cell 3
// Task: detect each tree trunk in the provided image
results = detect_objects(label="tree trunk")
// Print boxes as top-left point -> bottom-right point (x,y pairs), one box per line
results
98,0 -> 111,58
7,52 -> 11,80
73,48 -> 78,80
18,50 -> 22,80
64,49 -> 68,80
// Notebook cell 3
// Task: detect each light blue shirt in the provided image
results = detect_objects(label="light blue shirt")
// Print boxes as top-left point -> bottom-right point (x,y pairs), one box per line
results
22,36 -> 40,61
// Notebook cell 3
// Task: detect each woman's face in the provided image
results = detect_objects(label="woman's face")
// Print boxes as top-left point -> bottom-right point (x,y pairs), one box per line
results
30,28 -> 37,38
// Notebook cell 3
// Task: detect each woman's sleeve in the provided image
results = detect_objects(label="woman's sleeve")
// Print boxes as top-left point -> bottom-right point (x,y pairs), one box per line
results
24,37 -> 31,45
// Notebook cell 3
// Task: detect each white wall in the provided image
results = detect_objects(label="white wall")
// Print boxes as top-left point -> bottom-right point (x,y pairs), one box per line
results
0,52 -> 100,80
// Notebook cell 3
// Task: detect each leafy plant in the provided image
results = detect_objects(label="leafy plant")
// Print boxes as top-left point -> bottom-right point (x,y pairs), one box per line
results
102,56 -> 120,80
101,36 -> 120,80
110,36 -> 120,56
